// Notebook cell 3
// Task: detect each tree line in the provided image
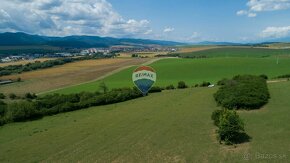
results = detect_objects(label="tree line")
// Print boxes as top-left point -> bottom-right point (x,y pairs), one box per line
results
0,53 -> 114,77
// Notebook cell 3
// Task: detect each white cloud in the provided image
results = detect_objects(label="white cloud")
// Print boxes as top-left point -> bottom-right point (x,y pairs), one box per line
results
0,0 -> 152,37
260,26 -> 290,38
163,27 -> 174,33
237,0 -> 290,17
236,10 -> 257,17
247,0 -> 290,12
237,10 -> 248,16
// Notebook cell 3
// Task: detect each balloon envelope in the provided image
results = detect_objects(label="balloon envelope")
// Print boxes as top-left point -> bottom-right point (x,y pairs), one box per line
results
132,66 -> 156,95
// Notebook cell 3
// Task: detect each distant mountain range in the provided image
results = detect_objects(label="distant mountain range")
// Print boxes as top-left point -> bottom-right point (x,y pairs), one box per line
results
0,32 -> 185,48
0,32 -> 289,48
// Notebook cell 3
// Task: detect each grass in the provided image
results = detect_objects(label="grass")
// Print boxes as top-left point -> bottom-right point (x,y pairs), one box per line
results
53,57 -> 290,94
0,81 -> 289,162
178,47 -> 290,58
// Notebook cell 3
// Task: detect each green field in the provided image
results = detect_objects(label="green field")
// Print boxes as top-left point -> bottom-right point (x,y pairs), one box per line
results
1,81 -> 289,162
52,57 -> 290,94
179,47 -> 290,58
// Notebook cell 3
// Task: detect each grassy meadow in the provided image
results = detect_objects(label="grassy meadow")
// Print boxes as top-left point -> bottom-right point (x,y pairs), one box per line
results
0,81 -> 289,162
52,56 -> 290,94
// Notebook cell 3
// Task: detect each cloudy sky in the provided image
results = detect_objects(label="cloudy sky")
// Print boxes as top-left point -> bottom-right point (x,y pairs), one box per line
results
1,0 -> 290,42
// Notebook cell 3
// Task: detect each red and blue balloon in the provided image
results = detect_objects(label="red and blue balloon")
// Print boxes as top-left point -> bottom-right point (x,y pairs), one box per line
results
132,66 -> 156,95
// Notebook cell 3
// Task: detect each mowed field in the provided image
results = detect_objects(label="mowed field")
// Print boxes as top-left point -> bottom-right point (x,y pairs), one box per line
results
53,56 -> 290,94
0,81 -> 289,162
0,58 -> 150,95
179,47 -> 290,58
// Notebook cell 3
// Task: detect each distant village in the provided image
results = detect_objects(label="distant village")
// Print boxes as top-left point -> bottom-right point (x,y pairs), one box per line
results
0,46 -> 178,63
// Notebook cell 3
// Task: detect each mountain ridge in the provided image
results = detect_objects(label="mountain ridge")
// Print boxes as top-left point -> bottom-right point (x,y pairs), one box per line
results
0,32 -> 185,48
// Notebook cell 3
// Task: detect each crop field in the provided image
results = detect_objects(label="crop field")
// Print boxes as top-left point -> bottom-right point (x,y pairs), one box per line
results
0,58 -> 150,95
178,47 -> 290,58
176,45 -> 218,53
52,56 -> 290,94
0,58 -> 57,67
0,81 -> 289,162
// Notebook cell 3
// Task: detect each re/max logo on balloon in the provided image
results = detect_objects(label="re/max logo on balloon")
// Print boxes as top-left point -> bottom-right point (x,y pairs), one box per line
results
134,72 -> 155,80
132,66 -> 156,95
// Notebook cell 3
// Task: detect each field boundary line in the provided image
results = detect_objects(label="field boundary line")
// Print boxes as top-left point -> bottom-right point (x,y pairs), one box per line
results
37,58 -> 165,95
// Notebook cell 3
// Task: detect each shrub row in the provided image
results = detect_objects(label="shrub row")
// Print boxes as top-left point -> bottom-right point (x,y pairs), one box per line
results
276,74 -> 290,79
0,88 -> 143,126
214,75 -> 270,110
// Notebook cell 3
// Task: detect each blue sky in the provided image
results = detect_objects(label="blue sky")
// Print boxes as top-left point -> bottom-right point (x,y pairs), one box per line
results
1,0 -> 290,42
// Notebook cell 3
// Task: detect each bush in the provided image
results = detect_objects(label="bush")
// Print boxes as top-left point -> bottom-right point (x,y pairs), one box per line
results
217,78 -> 229,86
0,100 -> 6,116
25,92 -> 37,99
9,93 -> 17,100
165,84 -> 175,90
214,75 -> 270,110
211,109 -> 223,126
259,74 -> 268,80
199,81 -> 211,87
216,109 -> 246,145
0,93 -> 5,99
6,101 -> 43,122
148,86 -> 163,93
177,81 -> 188,89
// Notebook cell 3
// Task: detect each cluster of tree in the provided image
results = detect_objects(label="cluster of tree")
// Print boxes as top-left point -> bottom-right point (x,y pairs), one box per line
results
211,109 -> 249,145
131,54 -> 139,58
214,75 -> 270,110
163,81 -> 212,90
0,87 -> 168,126
165,84 -> 175,90
198,81 -> 211,87
182,55 -> 208,59
177,81 -> 188,89
0,53 -> 114,77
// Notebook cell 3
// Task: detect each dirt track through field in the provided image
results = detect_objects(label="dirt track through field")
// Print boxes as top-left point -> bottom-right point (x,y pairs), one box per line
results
0,58 -> 151,95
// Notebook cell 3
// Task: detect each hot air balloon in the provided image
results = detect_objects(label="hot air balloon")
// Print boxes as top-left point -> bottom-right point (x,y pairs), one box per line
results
132,66 -> 156,95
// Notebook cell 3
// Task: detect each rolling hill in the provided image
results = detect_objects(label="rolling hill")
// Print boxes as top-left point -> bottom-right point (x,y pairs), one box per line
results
0,32 -> 184,48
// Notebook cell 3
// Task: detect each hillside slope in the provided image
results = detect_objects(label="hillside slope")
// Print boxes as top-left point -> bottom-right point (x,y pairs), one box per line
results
0,82 -> 289,162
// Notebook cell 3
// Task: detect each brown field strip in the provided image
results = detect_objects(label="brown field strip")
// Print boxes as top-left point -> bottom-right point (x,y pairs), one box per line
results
0,58 -> 57,67
177,46 -> 218,53
0,58 -> 150,95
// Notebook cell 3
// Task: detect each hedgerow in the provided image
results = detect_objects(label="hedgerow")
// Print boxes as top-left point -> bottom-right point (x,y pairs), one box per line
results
0,87 -> 162,126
